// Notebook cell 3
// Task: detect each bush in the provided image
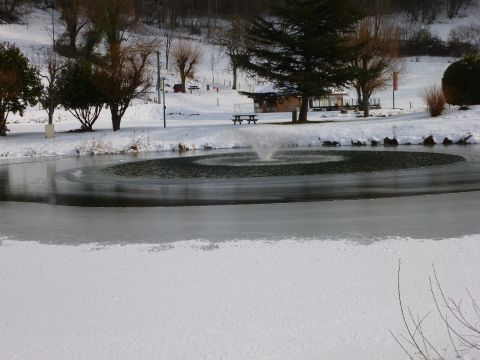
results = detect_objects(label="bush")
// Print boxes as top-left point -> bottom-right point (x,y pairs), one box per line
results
58,60 -> 105,131
442,55 -> 480,105
401,29 -> 449,56
423,84 -> 446,117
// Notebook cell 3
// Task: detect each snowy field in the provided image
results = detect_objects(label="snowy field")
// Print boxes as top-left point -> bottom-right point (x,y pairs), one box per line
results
2,236 -> 480,360
2,7 -> 480,360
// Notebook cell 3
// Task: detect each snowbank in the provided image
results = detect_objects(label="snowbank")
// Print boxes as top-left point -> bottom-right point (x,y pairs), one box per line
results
2,104 -> 480,159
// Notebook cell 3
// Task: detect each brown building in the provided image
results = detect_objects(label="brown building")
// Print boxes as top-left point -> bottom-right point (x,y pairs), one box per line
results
241,87 -> 349,113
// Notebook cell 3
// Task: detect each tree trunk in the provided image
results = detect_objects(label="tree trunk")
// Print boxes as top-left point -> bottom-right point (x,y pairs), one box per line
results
48,107 -> 54,125
0,109 -> 7,136
361,86 -> 370,117
298,93 -> 310,122
355,85 -> 363,111
363,98 -> 370,117
180,74 -> 187,93
232,65 -> 237,90
68,27 -> 77,53
111,106 -> 121,131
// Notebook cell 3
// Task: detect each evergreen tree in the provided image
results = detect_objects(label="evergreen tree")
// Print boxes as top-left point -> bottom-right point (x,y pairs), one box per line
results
442,55 -> 480,105
238,0 -> 362,122
58,60 -> 105,131
0,42 -> 42,136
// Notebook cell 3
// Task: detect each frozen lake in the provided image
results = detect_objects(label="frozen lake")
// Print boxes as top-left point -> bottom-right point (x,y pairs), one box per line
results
1,146 -> 480,243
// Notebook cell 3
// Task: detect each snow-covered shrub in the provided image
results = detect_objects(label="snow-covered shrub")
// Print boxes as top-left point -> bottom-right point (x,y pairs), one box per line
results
423,84 -> 446,117
442,56 -> 480,105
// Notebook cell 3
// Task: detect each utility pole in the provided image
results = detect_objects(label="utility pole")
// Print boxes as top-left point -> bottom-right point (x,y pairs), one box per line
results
157,51 -> 161,104
52,6 -> 55,49
392,71 -> 398,109
392,87 -> 395,109
162,77 -> 166,128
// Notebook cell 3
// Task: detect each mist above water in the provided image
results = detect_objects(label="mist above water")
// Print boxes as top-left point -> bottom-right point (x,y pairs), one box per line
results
237,129 -> 290,161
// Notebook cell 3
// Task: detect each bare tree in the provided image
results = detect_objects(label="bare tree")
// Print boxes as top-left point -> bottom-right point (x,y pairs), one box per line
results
39,51 -> 65,125
80,25 -> 103,59
218,18 -> 247,90
84,0 -> 153,131
392,262 -> 480,360
446,0 -> 471,18
132,0 -> 275,28
0,0 -> 24,22
208,44 -> 221,83
448,22 -> 480,55
171,40 -> 201,93
83,0 -> 139,55
97,44 -> 154,131
56,0 -> 88,54
162,24 -> 176,70
350,16 -> 402,117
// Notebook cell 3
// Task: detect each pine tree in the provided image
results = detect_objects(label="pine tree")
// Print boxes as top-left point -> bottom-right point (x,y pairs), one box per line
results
238,0 -> 362,122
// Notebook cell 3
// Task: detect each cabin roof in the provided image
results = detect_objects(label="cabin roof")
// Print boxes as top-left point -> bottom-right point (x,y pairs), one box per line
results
241,85 -> 349,98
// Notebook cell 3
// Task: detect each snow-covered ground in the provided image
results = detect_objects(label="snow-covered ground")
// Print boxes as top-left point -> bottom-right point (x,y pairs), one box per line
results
2,8 -> 480,360
0,9 -> 472,160
1,236 -> 480,360
2,101 -> 480,158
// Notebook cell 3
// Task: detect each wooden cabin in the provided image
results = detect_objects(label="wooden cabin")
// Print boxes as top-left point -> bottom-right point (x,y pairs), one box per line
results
241,87 -> 349,113
247,93 -> 301,113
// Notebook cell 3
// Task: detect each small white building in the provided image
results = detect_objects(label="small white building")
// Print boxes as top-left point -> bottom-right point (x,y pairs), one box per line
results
309,89 -> 350,109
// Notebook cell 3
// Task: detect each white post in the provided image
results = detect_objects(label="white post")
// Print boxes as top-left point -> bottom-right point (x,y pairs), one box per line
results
45,124 -> 55,138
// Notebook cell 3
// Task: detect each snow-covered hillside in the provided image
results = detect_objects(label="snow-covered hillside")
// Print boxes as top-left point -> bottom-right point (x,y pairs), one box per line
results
0,7 -> 475,158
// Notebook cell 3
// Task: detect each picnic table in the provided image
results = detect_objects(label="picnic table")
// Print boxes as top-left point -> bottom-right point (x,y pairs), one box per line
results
188,85 -> 200,93
231,114 -> 258,125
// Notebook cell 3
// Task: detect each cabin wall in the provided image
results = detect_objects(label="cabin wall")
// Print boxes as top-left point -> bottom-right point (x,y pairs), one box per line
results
310,95 -> 344,108
277,97 -> 301,112
254,97 -> 300,113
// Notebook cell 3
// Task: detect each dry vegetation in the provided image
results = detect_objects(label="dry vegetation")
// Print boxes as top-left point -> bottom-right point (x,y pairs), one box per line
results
423,84 -> 446,117
393,263 -> 480,360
